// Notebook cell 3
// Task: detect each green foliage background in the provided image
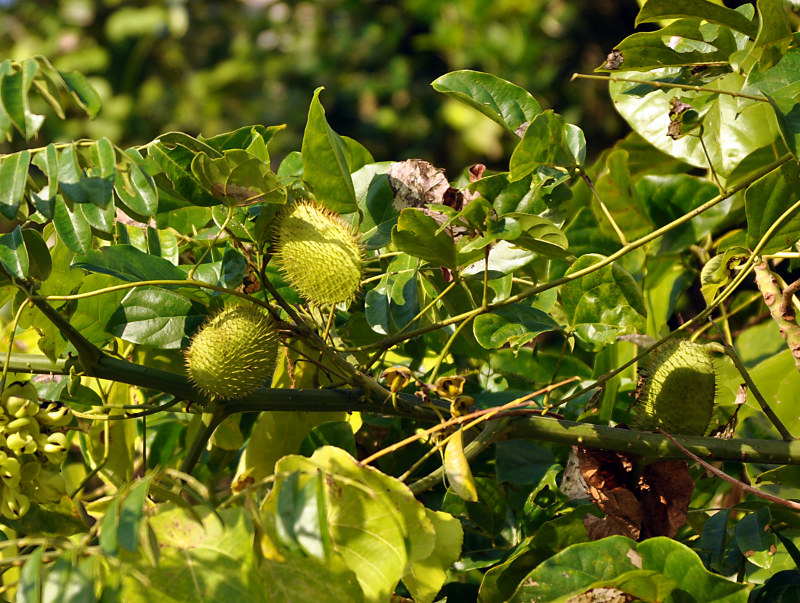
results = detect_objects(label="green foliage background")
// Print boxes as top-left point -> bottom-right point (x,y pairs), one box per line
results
0,0 -> 637,173
2,1 -> 800,602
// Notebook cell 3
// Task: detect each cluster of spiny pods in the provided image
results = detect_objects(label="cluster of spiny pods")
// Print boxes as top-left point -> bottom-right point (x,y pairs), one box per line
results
0,382 -> 72,519
186,200 -> 363,400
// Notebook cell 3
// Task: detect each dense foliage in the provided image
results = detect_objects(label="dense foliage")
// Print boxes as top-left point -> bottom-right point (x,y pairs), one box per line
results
2,0 -> 800,602
0,0 -> 638,174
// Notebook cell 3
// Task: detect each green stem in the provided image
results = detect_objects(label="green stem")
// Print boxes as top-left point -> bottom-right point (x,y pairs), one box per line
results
410,419 -> 509,494
428,316 -> 475,385
571,73 -> 768,102
709,319 -> 792,440
0,299 -> 30,392
33,278 -> 265,307
179,402 -> 228,475
187,205 -> 234,280
580,171 -> 628,246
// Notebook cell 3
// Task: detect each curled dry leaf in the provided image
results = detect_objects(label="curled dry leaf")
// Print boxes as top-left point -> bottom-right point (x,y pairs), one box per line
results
578,448 -> 693,540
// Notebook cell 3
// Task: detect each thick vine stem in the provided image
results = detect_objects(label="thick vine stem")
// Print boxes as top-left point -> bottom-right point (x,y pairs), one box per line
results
3,353 -> 446,421
754,261 -> 800,371
503,416 -> 800,465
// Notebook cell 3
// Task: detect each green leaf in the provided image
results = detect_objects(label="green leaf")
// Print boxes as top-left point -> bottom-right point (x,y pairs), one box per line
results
643,255 -> 695,336
100,498 -> 120,555
512,535 -> 751,603
592,149 -> 653,240
60,70 -> 101,118
148,141 -> 220,207
301,87 -> 357,214
201,124 -> 284,157
746,161 -> 800,253
275,471 -> 328,558
57,145 -> 90,205
106,287 -> 206,349
473,305 -> 559,350
750,0 -> 793,65
735,506 -> 777,569
699,508 -> 733,574
635,0 -> 757,38
31,143 -> 58,217
608,19 -> 739,71
0,58 -> 44,139
0,226 -> 29,278
751,570 -> 800,602
747,48 -> 800,98
116,148 -> 159,218
561,254 -> 647,351
270,447 -> 440,603
479,510 -> 589,603
636,174 -> 727,252
16,546 -> 43,603
402,509 -> 463,603
353,162 -> 397,249
262,558 -> 364,603
610,70 -> 778,178
71,274 -> 128,347
431,70 -> 541,135
41,553 -> 95,603
299,422 -> 358,458
700,247 -> 749,306
0,500 -> 86,537
118,477 -> 153,552
52,197 -> 92,255
365,275 -> 391,335
509,111 -> 585,180
21,228 -> 52,281
77,197 -> 115,232
192,149 -> 285,206
392,209 -> 457,268
0,149 -> 30,220
72,245 -> 186,282
233,410 -> 344,487
763,92 -> 800,158
120,507 -> 272,603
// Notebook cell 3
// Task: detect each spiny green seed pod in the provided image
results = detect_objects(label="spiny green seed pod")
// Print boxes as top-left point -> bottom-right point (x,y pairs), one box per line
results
185,304 -> 280,399
635,339 -> 716,436
274,200 -> 362,305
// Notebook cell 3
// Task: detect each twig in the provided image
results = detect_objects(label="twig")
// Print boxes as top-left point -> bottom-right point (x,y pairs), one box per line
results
708,318 -> 793,441
580,171 -> 629,246
657,428 -> 800,512
571,73 -> 768,102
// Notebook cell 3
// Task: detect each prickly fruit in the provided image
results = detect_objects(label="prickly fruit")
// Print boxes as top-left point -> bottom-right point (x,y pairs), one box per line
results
274,201 -> 362,305
635,339 -> 716,436
185,304 -> 279,399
